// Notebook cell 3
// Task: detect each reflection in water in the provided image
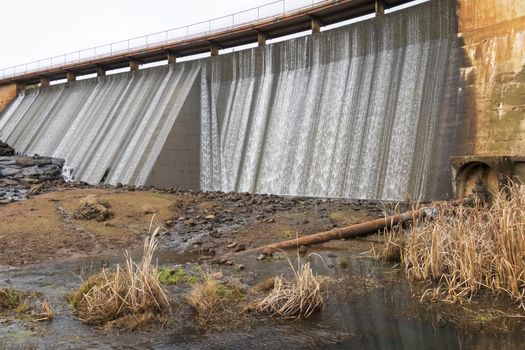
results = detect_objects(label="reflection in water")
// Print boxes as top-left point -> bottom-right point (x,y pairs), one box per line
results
1,249 -> 523,349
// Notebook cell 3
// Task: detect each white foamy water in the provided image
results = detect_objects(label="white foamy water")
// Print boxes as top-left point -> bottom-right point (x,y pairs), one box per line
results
0,0 -> 456,200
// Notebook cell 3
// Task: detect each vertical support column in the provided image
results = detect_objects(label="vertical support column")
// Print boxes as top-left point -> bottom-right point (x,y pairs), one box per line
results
40,78 -> 50,87
96,66 -> 106,77
167,52 -> 177,64
210,43 -> 219,56
375,0 -> 385,16
257,32 -> 267,47
66,72 -> 76,82
311,16 -> 322,34
129,60 -> 140,71
0,83 -> 24,114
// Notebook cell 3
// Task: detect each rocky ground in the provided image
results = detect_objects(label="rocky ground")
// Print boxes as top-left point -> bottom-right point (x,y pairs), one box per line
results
0,139 -> 392,267
0,181 -> 396,266
0,155 -> 64,204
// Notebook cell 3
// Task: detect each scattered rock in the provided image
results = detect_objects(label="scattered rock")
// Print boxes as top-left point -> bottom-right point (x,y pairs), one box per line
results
73,195 -> 113,221
0,140 -> 14,156
0,145 -> 64,205
256,254 -> 266,261
28,183 -> 44,195
139,206 -> 157,215
227,241 -> 238,248
234,244 -> 246,252
298,245 -> 308,255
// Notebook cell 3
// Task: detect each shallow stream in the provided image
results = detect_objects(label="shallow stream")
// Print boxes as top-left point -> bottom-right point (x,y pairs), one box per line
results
1,246 -> 523,349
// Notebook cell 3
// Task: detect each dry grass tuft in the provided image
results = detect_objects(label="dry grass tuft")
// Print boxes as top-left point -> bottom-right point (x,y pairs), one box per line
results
73,195 -> 113,221
35,300 -> 54,321
0,288 -> 23,310
392,181 -> 525,311
70,226 -> 171,328
372,230 -> 404,262
256,256 -> 327,319
0,288 -> 54,321
186,269 -> 245,329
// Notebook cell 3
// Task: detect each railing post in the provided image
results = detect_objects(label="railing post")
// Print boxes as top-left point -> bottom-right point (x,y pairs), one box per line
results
375,0 -> 385,16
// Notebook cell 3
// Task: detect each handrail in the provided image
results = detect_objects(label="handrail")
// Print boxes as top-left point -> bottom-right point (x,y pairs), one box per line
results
1,0 -> 328,80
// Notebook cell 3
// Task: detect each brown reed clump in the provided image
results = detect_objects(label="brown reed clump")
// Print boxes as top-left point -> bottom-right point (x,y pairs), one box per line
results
392,181 -> 525,311
70,227 -> 171,328
256,257 -> 327,319
186,269 -> 245,329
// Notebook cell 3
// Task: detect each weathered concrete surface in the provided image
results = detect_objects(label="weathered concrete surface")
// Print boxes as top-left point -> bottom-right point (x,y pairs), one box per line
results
0,84 -> 19,115
145,77 -> 201,189
458,0 -> 525,155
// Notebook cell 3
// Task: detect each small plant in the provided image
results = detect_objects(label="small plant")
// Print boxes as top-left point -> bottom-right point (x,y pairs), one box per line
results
256,255 -> 327,319
0,288 -> 53,321
186,268 -> 245,328
373,230 -> 404,262
70,226 -> 171,329
158,267 -> 188,285
0,288 -> 23,310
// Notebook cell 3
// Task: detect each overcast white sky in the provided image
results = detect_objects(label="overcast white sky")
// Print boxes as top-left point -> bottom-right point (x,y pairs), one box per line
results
0,0 -> 428,70
0,0 -> 272,69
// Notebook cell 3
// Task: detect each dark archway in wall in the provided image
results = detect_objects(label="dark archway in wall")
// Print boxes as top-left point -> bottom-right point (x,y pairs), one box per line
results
455,161 -> 499,201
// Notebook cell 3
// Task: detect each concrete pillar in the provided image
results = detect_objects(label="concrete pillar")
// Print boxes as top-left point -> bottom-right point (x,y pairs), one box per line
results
0,83 -> 22,114
311,16 -> 322,34
40,78 -> 50,87
96,66 -> 106,77
257,32 -> 267,47
66,72 -> 76,82
210,44 -> 219,56
129,60 -> 140,71
375,0 -> 385,16
167,52 -> 177,64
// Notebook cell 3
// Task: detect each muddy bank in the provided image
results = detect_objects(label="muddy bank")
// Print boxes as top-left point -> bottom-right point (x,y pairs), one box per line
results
1,186 -> 524,349
0,185 -> 387,266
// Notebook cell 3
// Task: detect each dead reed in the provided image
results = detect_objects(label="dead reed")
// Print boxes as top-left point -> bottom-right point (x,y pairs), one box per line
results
390,181 -> 525,311
256,256 -> 326,318
70,226 -> 171,328
186,269 -> 245,329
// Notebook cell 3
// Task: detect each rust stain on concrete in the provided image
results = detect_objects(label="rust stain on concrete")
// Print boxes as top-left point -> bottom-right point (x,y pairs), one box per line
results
458,0 -> 525,155
0,84 -> 18,115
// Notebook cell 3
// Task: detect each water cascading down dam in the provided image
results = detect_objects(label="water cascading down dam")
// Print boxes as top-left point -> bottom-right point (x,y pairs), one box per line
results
0,0 -> 461,201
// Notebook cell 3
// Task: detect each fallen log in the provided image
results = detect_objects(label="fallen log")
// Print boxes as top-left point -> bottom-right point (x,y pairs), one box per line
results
234,208 -> 431,256
228,199 -> 468,257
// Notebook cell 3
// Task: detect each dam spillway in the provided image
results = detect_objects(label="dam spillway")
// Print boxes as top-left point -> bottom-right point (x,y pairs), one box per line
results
0,0 -> 459,201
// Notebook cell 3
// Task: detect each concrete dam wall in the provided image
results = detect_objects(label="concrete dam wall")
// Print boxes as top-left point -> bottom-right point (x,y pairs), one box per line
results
0,0 -> 460,201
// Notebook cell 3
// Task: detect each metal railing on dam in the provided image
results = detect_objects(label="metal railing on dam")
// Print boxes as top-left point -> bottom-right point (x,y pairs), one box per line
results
0,0 -> 458,201
0,0 -> 413,85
